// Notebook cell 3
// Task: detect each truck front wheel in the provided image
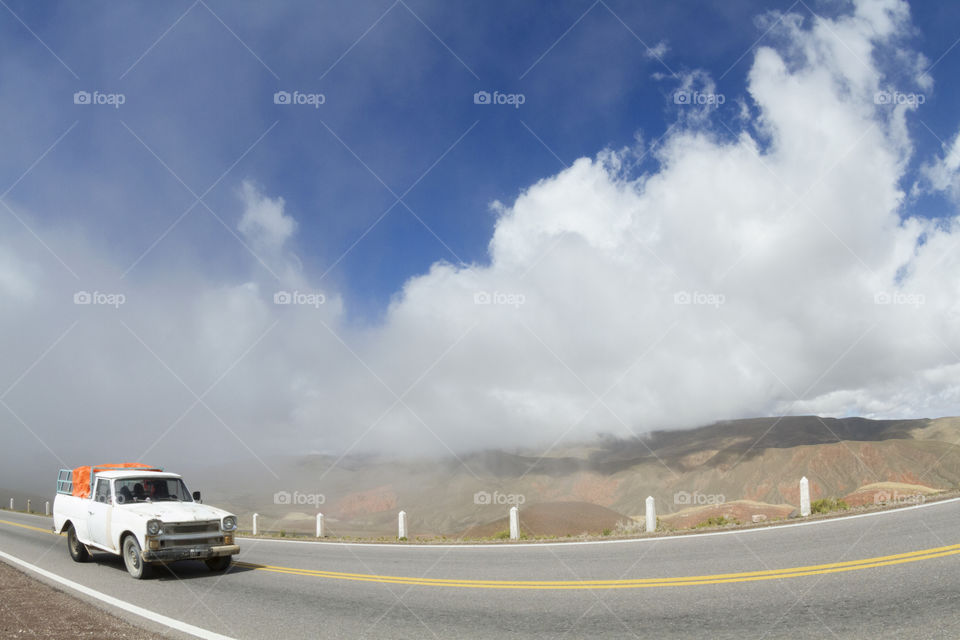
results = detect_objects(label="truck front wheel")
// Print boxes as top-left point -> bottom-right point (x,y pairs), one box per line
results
122,535 -> 151,579
66,524 -> 90,562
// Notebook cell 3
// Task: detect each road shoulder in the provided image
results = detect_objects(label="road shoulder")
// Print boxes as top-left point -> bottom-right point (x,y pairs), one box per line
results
0,558 -> 162,639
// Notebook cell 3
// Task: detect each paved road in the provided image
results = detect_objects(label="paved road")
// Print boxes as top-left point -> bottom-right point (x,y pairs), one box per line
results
1,500 -> 959,639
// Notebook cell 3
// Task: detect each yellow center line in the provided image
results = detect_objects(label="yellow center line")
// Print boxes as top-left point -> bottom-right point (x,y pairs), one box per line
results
4,517 -> 957,590
0,518 -> 60,535
234,543 -> 960,590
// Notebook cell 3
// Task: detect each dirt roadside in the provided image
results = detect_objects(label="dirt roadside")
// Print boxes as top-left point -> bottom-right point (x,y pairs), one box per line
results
0,560 -> 163,639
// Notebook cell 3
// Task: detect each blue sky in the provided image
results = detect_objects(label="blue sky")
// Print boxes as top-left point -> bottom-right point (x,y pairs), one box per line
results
4,1 -> 960,480
2,0 -> 955,320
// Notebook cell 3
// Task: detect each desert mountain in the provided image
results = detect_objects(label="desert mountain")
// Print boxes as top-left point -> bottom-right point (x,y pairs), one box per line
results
181,416 -> 960,537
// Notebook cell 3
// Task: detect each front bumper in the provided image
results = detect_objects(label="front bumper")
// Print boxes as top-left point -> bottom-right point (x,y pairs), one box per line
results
142,544 -> 240,562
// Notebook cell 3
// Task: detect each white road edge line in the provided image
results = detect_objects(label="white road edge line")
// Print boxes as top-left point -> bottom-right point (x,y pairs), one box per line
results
237,496 -> 960,550
0,549 -> 236,640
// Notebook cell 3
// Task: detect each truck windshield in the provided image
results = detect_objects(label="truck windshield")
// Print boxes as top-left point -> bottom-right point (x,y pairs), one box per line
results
114,477 -> 192,503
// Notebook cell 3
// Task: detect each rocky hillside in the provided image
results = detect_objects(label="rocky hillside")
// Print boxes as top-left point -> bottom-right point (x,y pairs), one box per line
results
195,416 -> 960,537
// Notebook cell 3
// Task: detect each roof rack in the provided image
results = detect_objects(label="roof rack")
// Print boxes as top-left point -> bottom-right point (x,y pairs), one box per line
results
57,463 -> 164,498
56,468 -> 73,495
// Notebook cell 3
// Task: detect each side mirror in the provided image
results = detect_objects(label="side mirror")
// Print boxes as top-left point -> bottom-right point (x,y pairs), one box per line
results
192,491 -> 202,503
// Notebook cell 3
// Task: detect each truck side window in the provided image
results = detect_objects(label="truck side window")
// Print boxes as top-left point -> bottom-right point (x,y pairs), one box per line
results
94,479 -> 111,504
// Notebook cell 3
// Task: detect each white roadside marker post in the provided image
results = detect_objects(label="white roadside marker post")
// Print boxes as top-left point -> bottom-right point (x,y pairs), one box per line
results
645,496 -> 656,533
509,506 -> 519,540
316,512 -> 324,538
7,498 -> 12,510
252,513 -> 259,536
45,501 -> 50,516
26,499 -> 30,514
800,476 -> 811,517
398,510 -> 408,540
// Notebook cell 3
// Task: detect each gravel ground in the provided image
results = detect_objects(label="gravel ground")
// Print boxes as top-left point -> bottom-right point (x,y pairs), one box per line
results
0,560 -> 161,639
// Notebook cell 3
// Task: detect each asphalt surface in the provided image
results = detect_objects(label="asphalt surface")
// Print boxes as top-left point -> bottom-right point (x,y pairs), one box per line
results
1,500 -> 959,639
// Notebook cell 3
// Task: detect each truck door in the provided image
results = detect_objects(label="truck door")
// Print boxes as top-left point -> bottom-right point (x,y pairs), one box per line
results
87,478 -> 114,550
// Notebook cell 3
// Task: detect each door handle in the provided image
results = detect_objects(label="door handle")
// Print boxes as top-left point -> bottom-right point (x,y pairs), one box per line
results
87,510 -> 94,515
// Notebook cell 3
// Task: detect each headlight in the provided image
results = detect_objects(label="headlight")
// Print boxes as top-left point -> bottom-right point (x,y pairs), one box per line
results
222,516 -> 237,531
147,519 -> 162,536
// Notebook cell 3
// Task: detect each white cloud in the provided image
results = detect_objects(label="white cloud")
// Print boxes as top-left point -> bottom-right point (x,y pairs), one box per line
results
237,181 -> 295,248
340,0 -> 957,451
2,0 -> 960,476
644,40 -> 669,60
0,246 -> 35,302
921,130 -> 960,201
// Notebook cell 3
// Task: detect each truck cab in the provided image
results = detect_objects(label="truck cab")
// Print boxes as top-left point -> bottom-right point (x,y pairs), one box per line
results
53,464 -> 240,579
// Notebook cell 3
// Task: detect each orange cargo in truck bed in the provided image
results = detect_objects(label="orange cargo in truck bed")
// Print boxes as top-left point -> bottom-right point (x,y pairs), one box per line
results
70,463 -> 162,498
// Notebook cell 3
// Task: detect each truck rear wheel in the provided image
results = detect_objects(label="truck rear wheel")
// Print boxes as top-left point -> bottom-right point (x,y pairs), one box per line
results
205,556 -> 232,572
122,535 -> 151,579
66,524 -> 90,562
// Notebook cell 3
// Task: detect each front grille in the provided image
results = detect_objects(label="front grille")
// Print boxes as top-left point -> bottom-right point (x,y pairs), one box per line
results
158,520 -> 223,548
165,520 -> 220,535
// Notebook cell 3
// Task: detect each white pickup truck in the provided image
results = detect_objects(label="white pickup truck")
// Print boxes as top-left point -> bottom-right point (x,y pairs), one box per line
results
53,464 -> 240,579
